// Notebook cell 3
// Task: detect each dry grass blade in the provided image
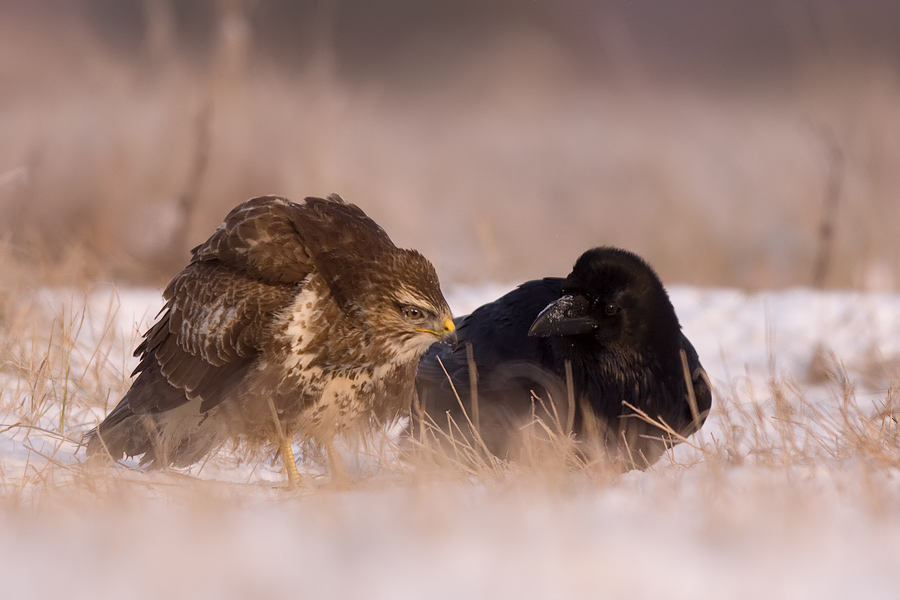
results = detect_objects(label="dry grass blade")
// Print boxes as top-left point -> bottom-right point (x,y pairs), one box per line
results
433,356 -> 497,463
680,349 -> 702,429
564,359 -> 575,435
621,401 -> 703,453
465,342 -> 479,432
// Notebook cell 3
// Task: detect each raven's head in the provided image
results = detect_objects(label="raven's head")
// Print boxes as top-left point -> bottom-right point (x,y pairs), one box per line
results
528,247 -> 680,355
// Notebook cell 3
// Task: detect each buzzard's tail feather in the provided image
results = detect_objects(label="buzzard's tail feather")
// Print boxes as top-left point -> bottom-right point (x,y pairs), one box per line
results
85,401 -> 226,469
85,365 -> 229,469
84,401 -> 164,466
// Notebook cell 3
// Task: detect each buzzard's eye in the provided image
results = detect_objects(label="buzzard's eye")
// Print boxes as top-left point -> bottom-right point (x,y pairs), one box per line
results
604,303 -> 619,316
400,305 -> 426,321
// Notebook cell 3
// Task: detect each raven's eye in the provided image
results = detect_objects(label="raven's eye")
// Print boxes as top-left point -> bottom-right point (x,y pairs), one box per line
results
401,305 -> 426,321
604,303 -> 619,316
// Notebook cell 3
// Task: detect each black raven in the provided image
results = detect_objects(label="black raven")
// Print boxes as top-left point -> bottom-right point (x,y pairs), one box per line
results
414,246 -> 711,470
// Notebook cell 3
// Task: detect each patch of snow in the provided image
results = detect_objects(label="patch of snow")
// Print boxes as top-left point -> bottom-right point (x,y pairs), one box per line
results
1,283 -> 900,599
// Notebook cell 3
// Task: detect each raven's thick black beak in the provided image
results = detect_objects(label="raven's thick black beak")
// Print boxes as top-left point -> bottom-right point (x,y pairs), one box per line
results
528,294 -> 597,337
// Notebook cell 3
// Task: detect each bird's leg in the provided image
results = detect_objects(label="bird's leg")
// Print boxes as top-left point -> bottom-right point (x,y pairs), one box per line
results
266,396 -> 302,488
324,437 -> 349,486
279,440 -> 303,488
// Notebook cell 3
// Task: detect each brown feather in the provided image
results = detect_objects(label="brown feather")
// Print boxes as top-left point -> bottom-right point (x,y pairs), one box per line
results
86,194 -> 454,475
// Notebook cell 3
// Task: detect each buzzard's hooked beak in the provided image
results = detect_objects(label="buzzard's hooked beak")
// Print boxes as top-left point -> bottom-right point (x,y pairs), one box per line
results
528,295 -> 596,337
417,317 -> 457,344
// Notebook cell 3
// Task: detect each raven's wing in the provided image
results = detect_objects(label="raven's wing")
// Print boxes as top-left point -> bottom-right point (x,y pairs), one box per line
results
415,279 -> 570,445
417,278 -> 565,394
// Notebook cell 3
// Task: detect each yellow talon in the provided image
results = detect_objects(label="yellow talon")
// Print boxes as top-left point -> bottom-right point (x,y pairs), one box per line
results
280,439 -> 303,488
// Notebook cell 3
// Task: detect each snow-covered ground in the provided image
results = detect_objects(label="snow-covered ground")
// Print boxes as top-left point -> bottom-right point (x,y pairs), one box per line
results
1,283 -> 900,599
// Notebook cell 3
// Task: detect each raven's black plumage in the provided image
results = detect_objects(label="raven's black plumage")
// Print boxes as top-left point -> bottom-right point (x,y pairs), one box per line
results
415,247 -> 711,469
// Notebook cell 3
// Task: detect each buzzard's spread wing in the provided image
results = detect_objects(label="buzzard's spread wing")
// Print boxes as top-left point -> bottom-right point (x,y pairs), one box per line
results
130,263 -> 296,414
127,194 -> 389,415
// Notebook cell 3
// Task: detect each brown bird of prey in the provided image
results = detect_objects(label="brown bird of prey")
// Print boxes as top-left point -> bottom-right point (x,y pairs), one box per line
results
86,194 -> 455,485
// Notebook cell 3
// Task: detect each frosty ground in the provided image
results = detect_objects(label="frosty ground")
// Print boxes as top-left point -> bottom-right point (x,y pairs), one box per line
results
1,283 -> 900,599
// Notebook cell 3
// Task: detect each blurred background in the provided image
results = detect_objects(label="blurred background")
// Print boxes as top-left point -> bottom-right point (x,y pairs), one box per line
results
1,0 -> 899,289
